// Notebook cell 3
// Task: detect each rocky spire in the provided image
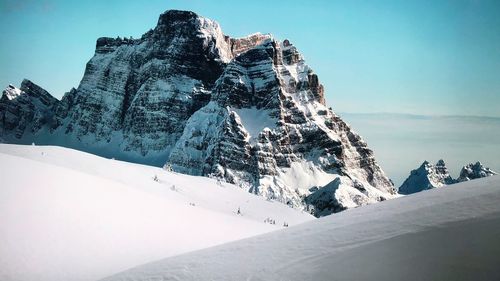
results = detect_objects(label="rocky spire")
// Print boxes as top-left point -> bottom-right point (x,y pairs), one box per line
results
399,159 -> 497,195
457,162 -> 497,182
398,159 -> 455,195
0,79 -> 60,139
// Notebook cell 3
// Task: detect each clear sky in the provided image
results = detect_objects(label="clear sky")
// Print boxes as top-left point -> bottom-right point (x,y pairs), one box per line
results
1,0 -> 499,117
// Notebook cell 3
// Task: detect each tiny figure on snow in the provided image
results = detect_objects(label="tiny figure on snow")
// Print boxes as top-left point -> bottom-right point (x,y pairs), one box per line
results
237,207 -> 241,215
163,163 -> 172,172
283,222 -> 288,227
153,174 -> 159,182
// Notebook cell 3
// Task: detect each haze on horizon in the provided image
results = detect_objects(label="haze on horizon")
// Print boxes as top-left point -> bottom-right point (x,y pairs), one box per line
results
1,0 -> 499,117
341,113 -> 500,186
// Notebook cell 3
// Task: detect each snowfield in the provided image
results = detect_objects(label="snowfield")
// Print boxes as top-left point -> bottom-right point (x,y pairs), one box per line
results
102,175 -> 500,281
1,144 -> 499,281
0,144 -> 313,281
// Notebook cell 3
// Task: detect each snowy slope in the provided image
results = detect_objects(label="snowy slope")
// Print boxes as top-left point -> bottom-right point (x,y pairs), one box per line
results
0,144 -> 313,281
103,175 -> 500,281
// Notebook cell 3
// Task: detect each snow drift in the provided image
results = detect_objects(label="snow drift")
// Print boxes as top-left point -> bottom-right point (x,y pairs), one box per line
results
0,144 -> 313,281
102,175 -> 500,281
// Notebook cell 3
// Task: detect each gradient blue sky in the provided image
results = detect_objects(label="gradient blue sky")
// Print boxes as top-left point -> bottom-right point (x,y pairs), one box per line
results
1,0 -> 499,116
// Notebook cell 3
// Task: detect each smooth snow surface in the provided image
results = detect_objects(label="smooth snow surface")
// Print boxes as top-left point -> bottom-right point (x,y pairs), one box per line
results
103,175 -> 500,281
0,144 -> 313,281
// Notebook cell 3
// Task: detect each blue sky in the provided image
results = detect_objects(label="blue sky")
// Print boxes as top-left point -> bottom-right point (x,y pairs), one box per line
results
1,0 -> 499,117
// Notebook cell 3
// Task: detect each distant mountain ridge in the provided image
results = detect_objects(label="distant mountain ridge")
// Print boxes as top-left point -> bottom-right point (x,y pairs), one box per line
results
457,162 -> 497,182
0,10 -> 395,216
399,159 -> 497,194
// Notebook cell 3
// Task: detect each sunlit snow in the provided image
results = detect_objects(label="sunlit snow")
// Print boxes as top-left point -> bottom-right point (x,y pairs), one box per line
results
0,144 -> 313,281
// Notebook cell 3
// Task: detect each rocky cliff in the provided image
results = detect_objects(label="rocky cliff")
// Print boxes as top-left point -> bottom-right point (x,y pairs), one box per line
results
0,10 -> 395,216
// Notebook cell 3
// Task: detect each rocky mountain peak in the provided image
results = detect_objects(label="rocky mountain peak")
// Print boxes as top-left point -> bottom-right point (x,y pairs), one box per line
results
435,159 -> 450,174
457,162 -> 497,182
19,79 -> 56,104
2,84 -> 22,101
152,10 -> 232,64
157,9 -> 199,26
0,79 -> 59,139
399,159 -> 497,195
398,160 -> 455,195
154,9 -> 212,38
1,10 -> 394,217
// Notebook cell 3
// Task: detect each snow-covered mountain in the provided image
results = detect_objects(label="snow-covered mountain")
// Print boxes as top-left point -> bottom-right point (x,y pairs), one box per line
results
101,174 -> 500,281
399,159 -> 496,194
457,161 -> 497,182
0,144 -> 313,281
0,10 -> 395,215
398,159 -> 455,195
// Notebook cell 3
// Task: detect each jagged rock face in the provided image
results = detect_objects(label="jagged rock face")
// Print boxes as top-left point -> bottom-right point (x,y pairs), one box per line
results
457,162 -> 497,182
0,80 -> 59,139
169,34 -> 394,212
398,160 -> 455,195
63,10 -> 232,157
0,10 -> 394,216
